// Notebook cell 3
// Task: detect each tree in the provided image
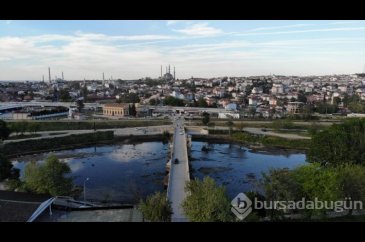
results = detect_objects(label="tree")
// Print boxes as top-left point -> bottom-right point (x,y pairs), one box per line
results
197,98 -> 208,108
262,163 -> 342,219
130,103 -> 137,117
23,155 -> 72,196
0,154 -> 19,181
182,177 -> 233,222
82,85 -> 88,100
336,164 -> 365,215
202,112 -> 210,126
76,99 -> 84,112
164,96 -> 184,107
139,191 -> 172,222
298,91 -> 307,103
0,120 -> 11,140
315,102 -> 338,114
59,89 -> 72,102
308,119 -> 365,166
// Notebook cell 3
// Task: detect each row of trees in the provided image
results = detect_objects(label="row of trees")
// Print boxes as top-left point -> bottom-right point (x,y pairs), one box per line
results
8,121 -> 41,136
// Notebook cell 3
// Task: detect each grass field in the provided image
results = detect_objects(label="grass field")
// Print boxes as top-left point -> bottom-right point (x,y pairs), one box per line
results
7,120 -> 172,132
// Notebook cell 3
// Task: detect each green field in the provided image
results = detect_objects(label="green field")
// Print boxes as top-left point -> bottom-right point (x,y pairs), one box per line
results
7,120 -> 171,132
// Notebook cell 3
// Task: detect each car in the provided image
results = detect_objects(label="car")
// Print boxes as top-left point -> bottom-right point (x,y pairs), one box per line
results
179,132 -> 184,135
174,158 -> 179,164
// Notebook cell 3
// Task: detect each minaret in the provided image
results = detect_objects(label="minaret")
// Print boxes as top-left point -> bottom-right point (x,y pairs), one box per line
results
160,65 -> 162,78
169,65 -> 171,74
62,72 -> 64,80
174,66 -> 176,80
42,75 -> 44,82
166,66 -> 168,74
48,67 -> 51,83
103,72 -> 105,82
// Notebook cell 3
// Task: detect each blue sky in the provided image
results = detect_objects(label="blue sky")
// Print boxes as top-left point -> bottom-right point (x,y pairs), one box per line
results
1,20 -> 365,80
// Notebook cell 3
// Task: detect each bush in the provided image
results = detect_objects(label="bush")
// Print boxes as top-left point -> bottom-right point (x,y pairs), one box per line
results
139,191 -> 172,222
182,177 -> 233,222
23,155 -> 73,196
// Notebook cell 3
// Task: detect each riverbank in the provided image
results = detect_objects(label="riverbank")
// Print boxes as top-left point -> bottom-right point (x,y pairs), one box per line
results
192,133 -> 310,153
1,132 -> 168,158
7,120 -> 172,132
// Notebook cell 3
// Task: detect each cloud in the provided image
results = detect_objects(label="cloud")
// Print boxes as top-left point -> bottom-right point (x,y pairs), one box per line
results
5,20 -> 12,25
173,23 -> 223,36
236,27 -> 365,37
1,27 -> 365,80
329,21 -> 360,25
251,23 -> 315,32
166,20 -> 177,26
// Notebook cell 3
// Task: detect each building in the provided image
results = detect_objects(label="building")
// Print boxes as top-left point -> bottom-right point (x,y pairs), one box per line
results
287,101 -> 304,114
103,103 -> 129,117
12,112 -> 31,120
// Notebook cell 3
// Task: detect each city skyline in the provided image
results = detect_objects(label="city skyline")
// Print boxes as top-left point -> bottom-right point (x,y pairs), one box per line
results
1,20 -> 365,80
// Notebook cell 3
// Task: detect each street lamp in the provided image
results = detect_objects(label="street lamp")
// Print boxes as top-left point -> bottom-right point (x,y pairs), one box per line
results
83,177 -> 89,202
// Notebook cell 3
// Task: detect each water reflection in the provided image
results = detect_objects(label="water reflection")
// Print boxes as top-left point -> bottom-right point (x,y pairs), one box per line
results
190,141 -> 306,198
12,142 -> 168,203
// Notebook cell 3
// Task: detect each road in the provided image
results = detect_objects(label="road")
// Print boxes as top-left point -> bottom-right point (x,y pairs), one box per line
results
168,116 -> 189,222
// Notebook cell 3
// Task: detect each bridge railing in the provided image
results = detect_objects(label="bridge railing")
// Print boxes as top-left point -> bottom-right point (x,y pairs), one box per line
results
166,130 -> 176,201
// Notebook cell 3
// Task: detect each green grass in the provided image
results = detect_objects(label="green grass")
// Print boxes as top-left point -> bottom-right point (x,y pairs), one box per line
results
1,131 -> 114,156
7,120 -> 172,132
231,131 -> 311,150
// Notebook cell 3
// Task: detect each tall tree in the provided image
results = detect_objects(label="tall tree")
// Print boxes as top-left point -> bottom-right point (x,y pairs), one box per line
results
130,103 -> 137,117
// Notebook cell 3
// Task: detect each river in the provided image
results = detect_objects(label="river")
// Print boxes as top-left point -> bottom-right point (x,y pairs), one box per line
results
11,141 -> 306,203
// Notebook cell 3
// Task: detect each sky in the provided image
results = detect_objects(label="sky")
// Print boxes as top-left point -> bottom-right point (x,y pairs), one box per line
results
0,20 -> 365,80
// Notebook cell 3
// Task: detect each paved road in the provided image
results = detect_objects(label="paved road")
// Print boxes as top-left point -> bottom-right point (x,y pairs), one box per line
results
168,117 -> 189,222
